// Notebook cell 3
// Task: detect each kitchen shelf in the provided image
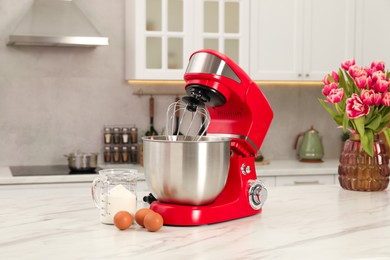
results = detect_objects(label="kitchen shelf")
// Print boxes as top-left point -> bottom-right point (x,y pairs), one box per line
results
129,80 -> 323,96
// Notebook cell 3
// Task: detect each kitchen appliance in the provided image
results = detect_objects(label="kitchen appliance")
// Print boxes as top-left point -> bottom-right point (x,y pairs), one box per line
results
10,165 -> 100,176
143,49 -> 273,226
294,126 -> 324,162
8,0 -> 109,47
65,152 -> 98,172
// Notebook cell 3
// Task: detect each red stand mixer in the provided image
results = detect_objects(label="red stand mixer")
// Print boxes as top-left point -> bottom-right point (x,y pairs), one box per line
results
143,49 -> 273,226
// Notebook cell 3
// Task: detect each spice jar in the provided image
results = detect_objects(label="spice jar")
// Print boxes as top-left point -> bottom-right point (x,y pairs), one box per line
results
103,146 -> 112,163
130,127 -> 138,144
130,145 -> 138,163
121,146 -> 129,163
113,146 -> 121,163
122,128 -> 130,144
104,127 -> 112,144
113,128 -> 121,144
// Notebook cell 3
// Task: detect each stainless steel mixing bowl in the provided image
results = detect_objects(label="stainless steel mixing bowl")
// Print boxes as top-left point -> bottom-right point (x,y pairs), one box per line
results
142,135 -> 231,205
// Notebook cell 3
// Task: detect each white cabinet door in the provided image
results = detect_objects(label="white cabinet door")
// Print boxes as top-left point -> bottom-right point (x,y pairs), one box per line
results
126,0 -> 195,80
126,0 -> 250,80
355,0 -> 390,66
302,0 -> 355,80
250,0 -> 303,80
250,0 -> 355,81
195,0 -> 250,72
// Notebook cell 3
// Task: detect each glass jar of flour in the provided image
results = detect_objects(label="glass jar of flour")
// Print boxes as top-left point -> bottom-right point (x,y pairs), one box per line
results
91,169 -> 137,224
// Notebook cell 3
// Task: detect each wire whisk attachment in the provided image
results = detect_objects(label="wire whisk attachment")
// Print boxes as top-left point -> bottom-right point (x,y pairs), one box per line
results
166,98 -> 210,141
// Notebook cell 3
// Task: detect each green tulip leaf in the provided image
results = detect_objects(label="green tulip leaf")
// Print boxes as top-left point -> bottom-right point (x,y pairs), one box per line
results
354,117 -> 365,137
381,108 -> 390,122
342,113 -> 350,131
361,129 -> 374,157
383,128 -> 390,148
366,114 -> 382,131
338,69 -> 348,93
318,99 -> 338,118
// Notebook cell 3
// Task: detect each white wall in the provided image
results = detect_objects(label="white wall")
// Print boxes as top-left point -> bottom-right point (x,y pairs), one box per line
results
0,0 -> 341,166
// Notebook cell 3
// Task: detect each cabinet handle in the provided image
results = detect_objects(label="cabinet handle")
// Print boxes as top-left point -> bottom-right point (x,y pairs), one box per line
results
293,180 -> 320,185
305,73 -> 310,77
298,73 -> 302,77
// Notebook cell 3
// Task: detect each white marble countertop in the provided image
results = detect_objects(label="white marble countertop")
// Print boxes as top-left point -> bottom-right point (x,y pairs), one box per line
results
0,160 -> 338,185
1,183 -> 389,259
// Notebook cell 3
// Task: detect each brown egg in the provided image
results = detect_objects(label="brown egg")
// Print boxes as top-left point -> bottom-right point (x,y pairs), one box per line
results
144,212 -> 164,232
113,211 -> 133,230
135,208 -> 153,227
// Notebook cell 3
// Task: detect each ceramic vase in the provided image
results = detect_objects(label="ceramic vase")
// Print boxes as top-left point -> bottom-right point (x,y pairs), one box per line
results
338,133 -> 390,191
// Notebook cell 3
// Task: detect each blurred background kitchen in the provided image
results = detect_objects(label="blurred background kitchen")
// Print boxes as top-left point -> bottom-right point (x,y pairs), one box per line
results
2,0 -> 387,166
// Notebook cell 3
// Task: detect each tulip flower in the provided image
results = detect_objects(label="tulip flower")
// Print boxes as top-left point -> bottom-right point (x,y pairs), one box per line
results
331,71 -> 339,82
360,89 -> 375,105
322,71 -> 339,85
322,82 -> 338,96
322,74 -> 330,85
355,75 -> 368,89
372,92 -> 383,106
349,66 -> 367,78
374,79 -> 389,93
326,88 -> 344,104
364,67 -> 373,77
371,61 -> 385,72
346,94 -> 370,119
341,59 -> 356,70
382,92 -> 390,106
372,71 -> 386,83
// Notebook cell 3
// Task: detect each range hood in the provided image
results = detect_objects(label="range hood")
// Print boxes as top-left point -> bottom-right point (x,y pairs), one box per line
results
7,0 -> 109,47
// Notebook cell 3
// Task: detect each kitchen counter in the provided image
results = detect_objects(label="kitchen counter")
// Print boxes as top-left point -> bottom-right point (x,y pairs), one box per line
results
0,159 -> 338,185
1,183 -> 389,259
0,164 -> 145,185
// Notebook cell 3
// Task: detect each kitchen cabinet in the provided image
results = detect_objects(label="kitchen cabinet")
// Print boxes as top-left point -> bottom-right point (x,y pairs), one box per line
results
259,176 -> 276,187
275,174 -> 335,186
125,0 -> 250,80
259,174 -> 336,187
256,160 -> 338,187
249,0 -> 355,81
355,0 -> 390,66
126,0 -> 390,82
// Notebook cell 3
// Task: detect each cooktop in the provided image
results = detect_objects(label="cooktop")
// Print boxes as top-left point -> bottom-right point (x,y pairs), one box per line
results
10,165 -> 100,177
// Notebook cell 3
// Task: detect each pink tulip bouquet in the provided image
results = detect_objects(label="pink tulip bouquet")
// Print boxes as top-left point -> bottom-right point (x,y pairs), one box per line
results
319,59 -> 390,156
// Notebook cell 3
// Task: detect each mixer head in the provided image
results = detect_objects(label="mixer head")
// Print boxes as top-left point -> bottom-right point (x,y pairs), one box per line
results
183,49 -> 273,157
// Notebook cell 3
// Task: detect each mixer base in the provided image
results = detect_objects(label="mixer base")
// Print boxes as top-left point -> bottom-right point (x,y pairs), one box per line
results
150,192 -> 262,226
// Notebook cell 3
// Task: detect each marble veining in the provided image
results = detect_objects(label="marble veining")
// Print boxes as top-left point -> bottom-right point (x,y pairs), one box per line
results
0,183 -> 389,259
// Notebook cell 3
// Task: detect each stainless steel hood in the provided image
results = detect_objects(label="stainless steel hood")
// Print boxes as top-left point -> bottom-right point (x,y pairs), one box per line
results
7,0 -> 109,47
